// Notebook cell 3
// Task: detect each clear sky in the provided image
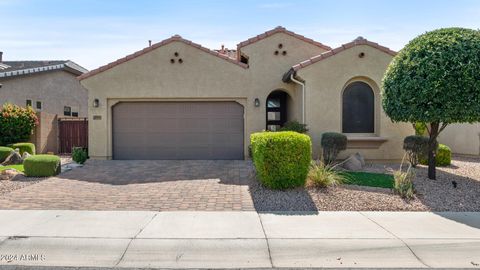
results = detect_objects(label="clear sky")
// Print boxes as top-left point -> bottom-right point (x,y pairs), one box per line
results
1,0 -> 479,70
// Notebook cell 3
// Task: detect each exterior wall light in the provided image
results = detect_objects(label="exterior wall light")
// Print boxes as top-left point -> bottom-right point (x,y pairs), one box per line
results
254,98 -> 260,107
93,98 -> 100,108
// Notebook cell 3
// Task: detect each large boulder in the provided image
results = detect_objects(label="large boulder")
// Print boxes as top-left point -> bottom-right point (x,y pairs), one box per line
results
1,149 -> 22,166
342,153 -> 365,171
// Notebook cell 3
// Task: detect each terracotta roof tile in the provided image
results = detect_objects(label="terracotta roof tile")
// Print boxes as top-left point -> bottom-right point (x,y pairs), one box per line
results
236,26 -> 331,51
290,37 -> 397,72
78,35 -> 248,80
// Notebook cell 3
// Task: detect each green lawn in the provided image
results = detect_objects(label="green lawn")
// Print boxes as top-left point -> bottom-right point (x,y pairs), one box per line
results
0,164 -> 24,173
340,171 -> 394,189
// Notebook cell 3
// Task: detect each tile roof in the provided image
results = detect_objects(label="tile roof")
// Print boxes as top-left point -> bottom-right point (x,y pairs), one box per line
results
0,60 -> 88,79
236,26 -> 332,51
290,36 -> 397,72
78,35 -> 248,81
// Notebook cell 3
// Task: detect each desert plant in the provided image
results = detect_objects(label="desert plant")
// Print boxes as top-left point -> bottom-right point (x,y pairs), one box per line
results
72,147 -> 88,164
279,121 -> 308,133
420,144 -> 451,167
7,142 -> 36,155
0,103 -> 38,145
250,131 -> 311,190
403,135 -> 429,167
307,161 -> 344,188
383,28 -> 480,179
24,154 -> 61,177
393,156 -> 415,200
321,132 -> 347,164
0,146 -> 14,163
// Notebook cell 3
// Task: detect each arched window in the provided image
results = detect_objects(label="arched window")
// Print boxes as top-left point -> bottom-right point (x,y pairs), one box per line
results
342,81 -> 374,133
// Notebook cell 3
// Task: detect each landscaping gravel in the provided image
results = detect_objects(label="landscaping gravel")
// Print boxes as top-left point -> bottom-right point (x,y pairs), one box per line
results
250,155 -> 480,212
0,155 -> 74,197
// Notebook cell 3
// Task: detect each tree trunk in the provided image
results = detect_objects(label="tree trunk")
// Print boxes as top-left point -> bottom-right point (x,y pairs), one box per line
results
427,122 -> 439,180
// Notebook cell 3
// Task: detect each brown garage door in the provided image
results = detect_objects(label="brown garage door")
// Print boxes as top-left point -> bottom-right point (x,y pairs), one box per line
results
112,101 -> 244,160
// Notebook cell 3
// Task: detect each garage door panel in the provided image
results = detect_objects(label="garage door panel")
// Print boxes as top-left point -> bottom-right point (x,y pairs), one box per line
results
113,102 -> 244,160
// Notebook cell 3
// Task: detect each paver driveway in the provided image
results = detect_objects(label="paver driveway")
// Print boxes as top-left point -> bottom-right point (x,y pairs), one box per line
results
0,160 -> 255,211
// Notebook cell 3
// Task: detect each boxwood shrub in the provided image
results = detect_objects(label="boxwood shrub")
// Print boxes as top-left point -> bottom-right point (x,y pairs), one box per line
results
419,143 -> 451,167
250,131 -> 311,189
0,146 -> 14,163
7,142 -> 36,155
321,132 -> 347,164
24,154 -> 61,177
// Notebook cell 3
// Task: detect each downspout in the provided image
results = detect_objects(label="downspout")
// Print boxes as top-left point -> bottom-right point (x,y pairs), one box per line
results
290,73 -> 305,124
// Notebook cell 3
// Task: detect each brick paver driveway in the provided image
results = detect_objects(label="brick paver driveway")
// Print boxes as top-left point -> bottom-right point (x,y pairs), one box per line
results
0,160 -> 255,211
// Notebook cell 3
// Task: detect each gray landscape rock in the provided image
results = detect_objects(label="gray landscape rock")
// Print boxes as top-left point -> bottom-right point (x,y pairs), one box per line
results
22,152 -> 32,160
354,152 -> 366,167
1,150 -> 22,166
342,154 -> 363,171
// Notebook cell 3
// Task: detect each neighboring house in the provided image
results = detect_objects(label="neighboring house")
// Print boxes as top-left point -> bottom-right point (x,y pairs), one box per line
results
79,26 -> 413,160
0,52 -> 88,117
439,123 -> 480,156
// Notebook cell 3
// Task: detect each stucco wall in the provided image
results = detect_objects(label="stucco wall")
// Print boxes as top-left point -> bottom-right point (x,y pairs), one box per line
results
0,70 -> 88,117
297,45 -> 414,161
81,33 -> 411,161
439,123 -> 480,156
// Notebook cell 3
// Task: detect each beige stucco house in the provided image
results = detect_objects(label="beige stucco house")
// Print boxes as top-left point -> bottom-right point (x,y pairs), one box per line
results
0,53 -> 88,117
79,26 -> 413,161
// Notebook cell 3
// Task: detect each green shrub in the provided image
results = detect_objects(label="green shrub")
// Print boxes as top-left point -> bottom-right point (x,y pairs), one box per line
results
420,144 -> 451,166
321,132 -> 347,164
24,155 -> 61,177
403,135 -> 429,167
307,161 -> 344,188
72,147 -> 88,164
414,122 -> 427,136
279,121 -> 308,133
7,142 -> 36,155
251,131 -> 311,190
0,146 -> 14,163
0,103 -> 38,145
393,167 -> 415,200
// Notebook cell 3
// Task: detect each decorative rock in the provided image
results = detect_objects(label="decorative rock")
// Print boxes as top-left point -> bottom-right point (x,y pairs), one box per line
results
342,154 -> 364,171
22,152 -> 32,160
354,152 -> 366,167
0,169 -> 18,180
1,149 -> 22,165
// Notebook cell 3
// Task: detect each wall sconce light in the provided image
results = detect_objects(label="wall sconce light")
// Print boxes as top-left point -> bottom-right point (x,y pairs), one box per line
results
254,98 -> 260,107
93,98 -> 100,108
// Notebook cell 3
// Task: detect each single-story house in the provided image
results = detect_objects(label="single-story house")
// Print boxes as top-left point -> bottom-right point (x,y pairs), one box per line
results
0,52 -> 88,117
79,26 -> 413,161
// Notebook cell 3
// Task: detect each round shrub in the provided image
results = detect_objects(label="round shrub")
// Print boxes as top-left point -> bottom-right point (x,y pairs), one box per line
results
251,131 -> 311,190
279,121 -> 308,133
321,132 -> 347,164
24,155 -> 61,177
420,144 -> 451,167
0,103 -> 38,145
0,146 -> 14,163
72,147 -> 88,164
7,142 -> 36,155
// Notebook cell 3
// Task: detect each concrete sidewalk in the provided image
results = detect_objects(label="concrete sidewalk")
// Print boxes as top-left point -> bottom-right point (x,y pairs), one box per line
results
0,211 -> 479,269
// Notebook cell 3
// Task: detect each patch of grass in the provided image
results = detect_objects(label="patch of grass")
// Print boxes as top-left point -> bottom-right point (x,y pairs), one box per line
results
0,164 -> 25,173
341,171 -> 394,189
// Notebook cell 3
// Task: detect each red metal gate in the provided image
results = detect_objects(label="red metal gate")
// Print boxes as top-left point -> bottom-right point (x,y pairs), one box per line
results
58,118 -> 88,153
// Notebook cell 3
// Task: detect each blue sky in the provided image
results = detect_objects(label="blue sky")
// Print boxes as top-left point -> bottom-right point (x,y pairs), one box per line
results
1,0 -> 479,69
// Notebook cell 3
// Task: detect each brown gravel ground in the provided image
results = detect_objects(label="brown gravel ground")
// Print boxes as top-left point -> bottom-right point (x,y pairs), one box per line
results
250,155 -> 480,212
0,155 -> 72,196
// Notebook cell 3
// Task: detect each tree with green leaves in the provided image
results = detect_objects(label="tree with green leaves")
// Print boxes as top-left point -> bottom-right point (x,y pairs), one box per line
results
383,28 -> 480,180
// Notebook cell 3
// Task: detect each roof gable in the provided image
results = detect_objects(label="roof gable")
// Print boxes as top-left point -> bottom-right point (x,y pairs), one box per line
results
237,26 -> 331,51
78,35 -> 248,81
291,37 -> 396,72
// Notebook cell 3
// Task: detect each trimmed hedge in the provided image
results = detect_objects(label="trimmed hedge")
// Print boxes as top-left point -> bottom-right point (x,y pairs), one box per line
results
403,135 -> 429,167
420,144 -> 452,167
251,131 -> 311,189
72,147 -> 88,164
7,142 -> 35,155
24,155 -> 61,177
0,146 -> 14,163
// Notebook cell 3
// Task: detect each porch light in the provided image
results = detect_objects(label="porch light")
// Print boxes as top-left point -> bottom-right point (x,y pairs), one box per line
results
254,98 -> 260,107
93,98 -> 100,108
